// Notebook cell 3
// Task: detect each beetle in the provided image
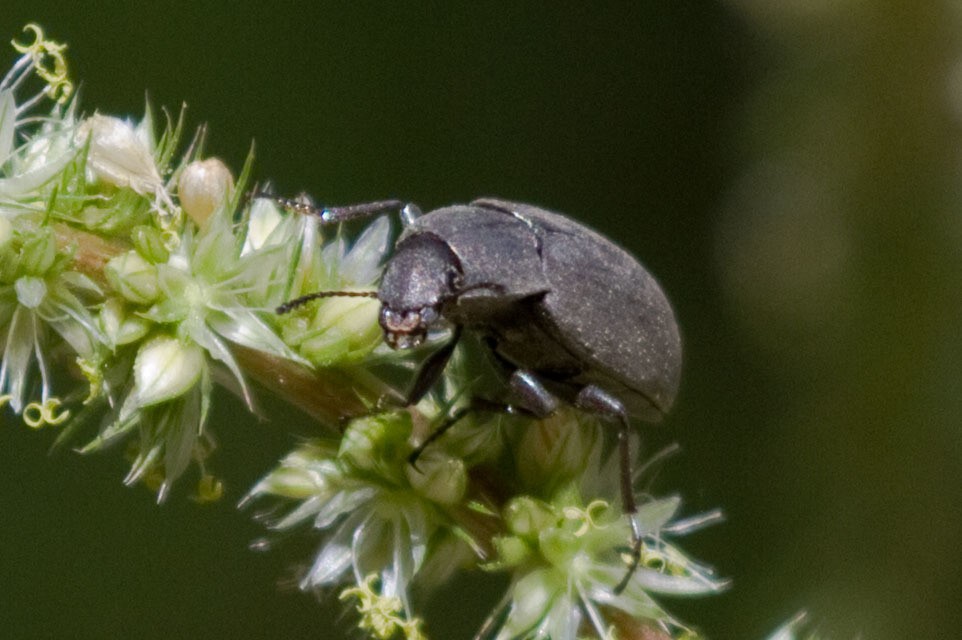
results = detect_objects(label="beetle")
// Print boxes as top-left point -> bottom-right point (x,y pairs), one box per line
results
272,195 -> 682,592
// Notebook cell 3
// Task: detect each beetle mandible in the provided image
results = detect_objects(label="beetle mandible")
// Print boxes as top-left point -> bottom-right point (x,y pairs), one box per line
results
272,195 -> 682,592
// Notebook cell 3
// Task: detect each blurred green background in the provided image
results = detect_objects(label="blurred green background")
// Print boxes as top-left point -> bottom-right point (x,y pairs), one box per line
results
2,2 -> 961,638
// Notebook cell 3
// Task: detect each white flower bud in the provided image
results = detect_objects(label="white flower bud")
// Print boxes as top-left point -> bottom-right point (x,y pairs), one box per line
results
76,114 -> 172,209
133,335 -> 205,407
241,198 -> 284,254
177,157 -> 234,227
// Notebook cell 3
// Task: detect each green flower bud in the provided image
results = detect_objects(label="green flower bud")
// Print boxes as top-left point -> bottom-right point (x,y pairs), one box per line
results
405,452 -> 467,505
539,526 -> 579,568
503,496 -> 558,539
105,250 -> 160,305
19,229 -> 56,275
489,535 -> 531,569
339,412 -> 412,476
298,296 -> 382,365
254,466 -> 331,501
131,225 -> 169,263
177,157 -> 234,227
99,298 -> 150,346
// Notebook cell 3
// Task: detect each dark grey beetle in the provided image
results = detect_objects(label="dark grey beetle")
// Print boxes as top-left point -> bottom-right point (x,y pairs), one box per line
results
274,196 -> 682,591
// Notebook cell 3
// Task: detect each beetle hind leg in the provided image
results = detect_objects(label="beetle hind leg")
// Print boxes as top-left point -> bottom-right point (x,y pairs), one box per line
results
574,384 -> 642,595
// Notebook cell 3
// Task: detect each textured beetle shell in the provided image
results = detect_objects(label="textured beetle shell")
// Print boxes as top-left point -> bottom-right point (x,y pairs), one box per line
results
477,199 -> 681,419
399,199 -> 682,421
379,199 -> 681,421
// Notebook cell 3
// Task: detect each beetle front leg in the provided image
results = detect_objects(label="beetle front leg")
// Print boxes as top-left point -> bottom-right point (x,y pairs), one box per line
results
575,384 -> 642,595
409,368 -> 553,468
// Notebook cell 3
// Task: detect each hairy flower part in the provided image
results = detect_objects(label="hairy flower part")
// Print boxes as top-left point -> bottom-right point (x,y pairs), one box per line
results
340,574 -> 428,640
7,24 -> 73,106
0,29 -> 109,417
0,31 -> 77,204
243,412 -> 469,621
75,113 -> 177,214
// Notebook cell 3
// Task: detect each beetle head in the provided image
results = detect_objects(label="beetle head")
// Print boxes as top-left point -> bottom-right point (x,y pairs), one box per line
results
377,233 -> 460,350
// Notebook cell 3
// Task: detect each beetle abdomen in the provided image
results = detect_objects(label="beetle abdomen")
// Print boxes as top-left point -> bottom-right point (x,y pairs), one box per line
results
473,199 -> 682,420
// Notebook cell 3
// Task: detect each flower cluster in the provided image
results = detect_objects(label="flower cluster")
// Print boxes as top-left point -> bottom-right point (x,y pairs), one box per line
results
1,25 -> 727,639
0,24 -> 376,501
247,404 -> 727,638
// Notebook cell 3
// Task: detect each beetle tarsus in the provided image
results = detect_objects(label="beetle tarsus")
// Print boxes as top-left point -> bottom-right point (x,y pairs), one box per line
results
408,405 -> 472,470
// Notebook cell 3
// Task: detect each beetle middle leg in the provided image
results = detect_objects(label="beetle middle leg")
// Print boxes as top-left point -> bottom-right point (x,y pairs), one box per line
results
575,384 -> 642,595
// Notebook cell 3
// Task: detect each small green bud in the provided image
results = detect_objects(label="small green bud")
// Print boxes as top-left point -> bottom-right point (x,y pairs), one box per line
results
298,296 -> 382,365
19,229 -> 56,275
489,535 -> 531,569
105,250 -> 160,305
503,496 -> 558,539
405,452 -> 467,505
242,198 -> 283,253
99,298 -> 150,345
339,413 -> 412,476
539,527 -> 579,567
177,157 -> 234,227
131,225 -> 170,263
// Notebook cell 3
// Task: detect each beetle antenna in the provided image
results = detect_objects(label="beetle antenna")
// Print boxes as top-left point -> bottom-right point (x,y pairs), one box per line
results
276,290 -> 377,314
